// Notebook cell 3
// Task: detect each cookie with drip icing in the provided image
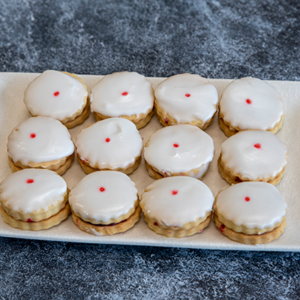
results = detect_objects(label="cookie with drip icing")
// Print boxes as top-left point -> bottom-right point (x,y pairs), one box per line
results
144,124 -> 214,180
24,70 -> 90,129
219,77 -> 284,136
90,72 -> 155,129
69,171 -> 140,236
213,182 -> 287,245
140,177 -> 214,238
0,169 -> 70,230
7,116 -> 75,175
75,118 -> 143,174
155,74 -> 218,129
218,130 -> 288,185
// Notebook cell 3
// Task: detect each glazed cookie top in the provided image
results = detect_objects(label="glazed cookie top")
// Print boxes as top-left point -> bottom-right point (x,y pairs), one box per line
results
69,171 -> 138,222
75,118 -> 143,169
155,74 -> 218,123
215,182 -> 287,229
90,72 -> 154,117
220,130 -> 288,180
141,177 -> 214,227
0,169 -> 67,214
144,124 -> 214,176
220,77 -> 284,130
24,70 -> 88,121
7,116 -> 74,165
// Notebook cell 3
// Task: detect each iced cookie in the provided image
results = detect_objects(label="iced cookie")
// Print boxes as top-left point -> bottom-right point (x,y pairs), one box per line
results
75,118 -> 143,174
219,77 -> 284,136
24,70 -> 89,129
144,124 -> 214,180
140,177 -> 214,238
90,72 -> 155,129
213,182 -> 287,245
218,130 -> 288,185
7,116 -> 75,175
69,171 -> 140,236
155,74 -> 218,129
0,169 -> 70,230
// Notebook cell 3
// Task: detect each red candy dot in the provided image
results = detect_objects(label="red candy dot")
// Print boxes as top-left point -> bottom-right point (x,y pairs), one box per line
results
173,143 -> 179,148
27,218 -> 33,222
122,92 -> 128,96
172,190 -> 178,195
99,187 -> 105,192
254,143 -> 261,149
30,133 -> 36,139
165,118 -> 169,124
246,99 -> 252,104
154,222 -> 158,226
105,138 -> 111,143
26,179 -> 34,184
245,197 -> 250,202
54,91 -> 60,97
185,93 -> 191,97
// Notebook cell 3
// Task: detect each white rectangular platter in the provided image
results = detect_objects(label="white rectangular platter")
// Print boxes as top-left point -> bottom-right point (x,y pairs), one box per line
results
0,72 -> 299,251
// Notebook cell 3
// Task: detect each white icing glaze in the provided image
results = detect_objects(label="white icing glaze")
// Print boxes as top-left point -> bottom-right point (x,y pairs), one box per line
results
90,72 -> 154,117
216,182 -> 287,229
144,124 -> 214,177
141,177 -> 214,227
7,116 -> 74,165
155,74 -> 218,123
220,77 -> 284,130
24,70 -> 88,121
75,118 -> 143,169
91,228 -> 103,236
69,171 -> 138,222
221,130 -> 288,180
0,169 -> 67,213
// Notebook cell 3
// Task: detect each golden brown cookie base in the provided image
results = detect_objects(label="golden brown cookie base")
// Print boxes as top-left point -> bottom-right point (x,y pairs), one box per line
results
0,203 -> 70,231
214,214 -> 286,245
77,154 -> 141,175
218,112 -> 284,137
72,206 -> 141,236
145,161 -> 208,180
144,213 -> 211,238
93,107 -> 155,130
63,98 -> 90,129
155,100 -> 216,130
2,189 -> 69,222
9,153 -> 74,176
217,156 -> 286,186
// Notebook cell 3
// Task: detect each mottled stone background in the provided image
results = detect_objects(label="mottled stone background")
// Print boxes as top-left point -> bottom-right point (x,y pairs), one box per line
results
1,0 -> 300,299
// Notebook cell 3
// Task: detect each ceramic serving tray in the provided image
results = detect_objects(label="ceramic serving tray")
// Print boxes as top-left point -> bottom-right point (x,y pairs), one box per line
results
0,72 -> 299,251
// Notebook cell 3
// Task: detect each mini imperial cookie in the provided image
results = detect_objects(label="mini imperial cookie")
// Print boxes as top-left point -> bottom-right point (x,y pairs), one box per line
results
69,171 -> 140,236
75,118 -> 143,174
219,77 -> 284,136
140,177 -> 214,238
90,72 -> 155,129
0,169 -> 70,230
213,182 -> 287,245
218,130 -> 288,185
7,116 -> 75,175
24,70 -> 89,129
144,124 -> 214,180
155,74 -> 218,129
